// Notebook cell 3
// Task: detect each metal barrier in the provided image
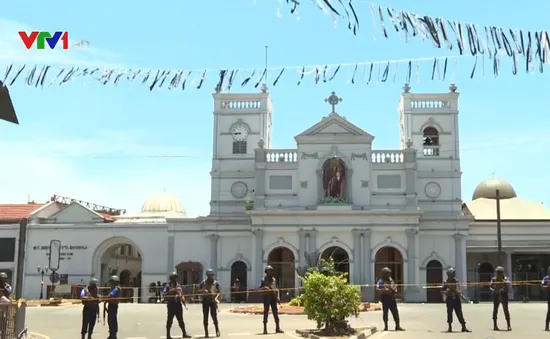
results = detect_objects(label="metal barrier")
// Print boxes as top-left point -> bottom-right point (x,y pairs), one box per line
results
0,301 -> 26,339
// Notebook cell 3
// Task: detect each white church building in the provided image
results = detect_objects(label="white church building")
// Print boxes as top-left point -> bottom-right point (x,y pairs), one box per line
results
1,84 -> 549,303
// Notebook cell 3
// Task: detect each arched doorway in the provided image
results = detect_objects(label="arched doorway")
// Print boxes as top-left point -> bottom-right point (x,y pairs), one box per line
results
93,238 -> 142,303
176,261 -> 203,303
267,247 -> 296,302
321,246 -> 350,281
425,260 -> 443,303
120,269 -> 131,286
478,262 -> 494,301
374,246 -> 404,300
230,261 -> 248,302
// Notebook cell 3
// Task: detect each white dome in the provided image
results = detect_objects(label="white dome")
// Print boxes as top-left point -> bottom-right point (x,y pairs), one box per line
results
472,179 -> 517,200
141,193 -> 185,215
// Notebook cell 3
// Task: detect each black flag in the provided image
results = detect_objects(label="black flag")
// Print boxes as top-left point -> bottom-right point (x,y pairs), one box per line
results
0,81 -> 19,124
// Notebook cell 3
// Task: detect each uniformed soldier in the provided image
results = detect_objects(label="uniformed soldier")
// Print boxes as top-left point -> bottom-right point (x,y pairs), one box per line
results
540,265 -> 550,331
441,268 -> 470,333
80,278 -> 100,339
163,272 -> 191,339
104,275 -> 121,339
0,272 -> 12,299
199,269 -> 221,338
489,266 -> 512,331
375,267 -> 405,331
259,265 -> 283,334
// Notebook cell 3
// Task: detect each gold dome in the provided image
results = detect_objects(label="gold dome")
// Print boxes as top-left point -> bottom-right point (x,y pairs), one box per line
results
472,178 -> 517,200
141,193 -> 185,215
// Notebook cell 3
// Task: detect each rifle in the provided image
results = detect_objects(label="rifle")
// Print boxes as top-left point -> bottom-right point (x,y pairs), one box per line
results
173,283 -> 188,310
445,279 -> 469,302
264,276 -> 281,305
386,284 -> 405,301
490,276 -> 507,303
102,302 -> 107,325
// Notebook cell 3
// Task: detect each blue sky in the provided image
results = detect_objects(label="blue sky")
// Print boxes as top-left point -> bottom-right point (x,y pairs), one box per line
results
0,0 -> 548,217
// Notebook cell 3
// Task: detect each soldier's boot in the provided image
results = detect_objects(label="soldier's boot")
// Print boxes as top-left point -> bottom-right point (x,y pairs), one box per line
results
204,324 -> 209,338
181,325 -> 191,338
545,321 -> 549,331
493,319 -> 499,331
215,324 -> 220,337
166,329 -> 172,339
383,321 -> 388,331
263,322 -> 268,335
506,319 -> 511,331
461,323 -> 471,332
275,322 -> 284,333
446,323 -> 452,332
81,334 -> 86,339
395,321 -> 405,331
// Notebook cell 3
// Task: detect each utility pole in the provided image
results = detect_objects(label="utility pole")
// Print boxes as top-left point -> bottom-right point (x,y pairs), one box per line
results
15,218 -> 28,299
496,189 -> 503,267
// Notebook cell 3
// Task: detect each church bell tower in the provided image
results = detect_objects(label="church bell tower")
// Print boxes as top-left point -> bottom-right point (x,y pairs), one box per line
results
209,85 -> 273,216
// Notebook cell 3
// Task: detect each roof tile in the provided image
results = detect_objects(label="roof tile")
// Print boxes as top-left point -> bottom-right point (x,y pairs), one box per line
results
0,203 -> 44,221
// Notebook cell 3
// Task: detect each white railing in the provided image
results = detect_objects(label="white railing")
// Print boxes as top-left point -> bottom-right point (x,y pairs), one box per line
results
423,146 -> 440,156
411,100 -> 449,109
371,150 -> 404,163
221,100 -> 261,109
266,149 -> 298,162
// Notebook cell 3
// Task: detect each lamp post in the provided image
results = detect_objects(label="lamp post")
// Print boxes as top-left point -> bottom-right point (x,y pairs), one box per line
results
474,263 -> 480,303
496,189 -> 503,266
36,266 -> 49,299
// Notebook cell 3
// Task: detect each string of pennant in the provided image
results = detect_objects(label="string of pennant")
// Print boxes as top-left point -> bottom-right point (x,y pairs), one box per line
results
0,52 -> 531,92
277,1 -> 550,72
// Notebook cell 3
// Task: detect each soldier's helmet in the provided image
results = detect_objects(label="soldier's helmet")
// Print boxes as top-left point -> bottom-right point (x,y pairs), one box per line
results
495,266 -> 505,273
109,275 -> 120,283
0,272 -> 7,279
265,265 -> 274,273
89,278 -> 99,286
446,268 -> 456,277
381,267 -> 391,274
169,272 -> 178,280
206,269 -> 214,276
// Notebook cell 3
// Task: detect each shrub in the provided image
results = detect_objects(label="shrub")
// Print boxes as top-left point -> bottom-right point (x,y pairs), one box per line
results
300,257 -> 360,331
289,294 -> 304,306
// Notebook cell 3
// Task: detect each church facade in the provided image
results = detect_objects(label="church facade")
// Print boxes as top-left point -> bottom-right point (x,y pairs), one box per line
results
2,84 -> 548,303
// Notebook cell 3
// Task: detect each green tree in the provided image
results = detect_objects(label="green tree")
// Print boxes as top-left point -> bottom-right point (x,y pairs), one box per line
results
300,257 -> 360,332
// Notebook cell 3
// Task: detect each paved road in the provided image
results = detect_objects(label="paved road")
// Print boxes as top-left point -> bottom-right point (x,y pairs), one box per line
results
26,302 -> 550,339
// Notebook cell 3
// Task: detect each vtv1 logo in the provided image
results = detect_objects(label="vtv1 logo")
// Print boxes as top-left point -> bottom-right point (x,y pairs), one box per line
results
18,31 -> 89,50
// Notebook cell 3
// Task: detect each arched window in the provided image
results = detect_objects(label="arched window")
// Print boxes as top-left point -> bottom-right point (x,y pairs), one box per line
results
422,127 -> 439,156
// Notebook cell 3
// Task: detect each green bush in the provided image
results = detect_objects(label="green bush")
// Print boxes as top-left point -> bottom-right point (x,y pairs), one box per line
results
300,257 -> 360,330
289,294 -> 304,306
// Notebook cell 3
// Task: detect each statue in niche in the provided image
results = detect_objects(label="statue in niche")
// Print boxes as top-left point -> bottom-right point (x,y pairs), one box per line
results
321,157 -> 347,203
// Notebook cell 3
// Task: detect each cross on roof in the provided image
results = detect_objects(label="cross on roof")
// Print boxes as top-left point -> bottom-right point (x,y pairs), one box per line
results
325,91 -> 342,114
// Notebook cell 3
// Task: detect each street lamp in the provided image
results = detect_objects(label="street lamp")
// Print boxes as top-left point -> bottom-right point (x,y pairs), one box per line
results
36,266 -> 49,299
474,263 -> 480,303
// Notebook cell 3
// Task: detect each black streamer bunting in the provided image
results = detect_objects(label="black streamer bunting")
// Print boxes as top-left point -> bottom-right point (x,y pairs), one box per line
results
369,5 -> 550,74
279,0 -> 360,35
277,0 -> 549,75
0,52 -> 530,91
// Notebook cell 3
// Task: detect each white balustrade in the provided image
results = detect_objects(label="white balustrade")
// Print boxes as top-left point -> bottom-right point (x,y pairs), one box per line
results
266,149 -> 298,163
371,151 -> 404,164
221,100 -> 261,109
410,100 -> 448,109
423,146 -> 440,156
